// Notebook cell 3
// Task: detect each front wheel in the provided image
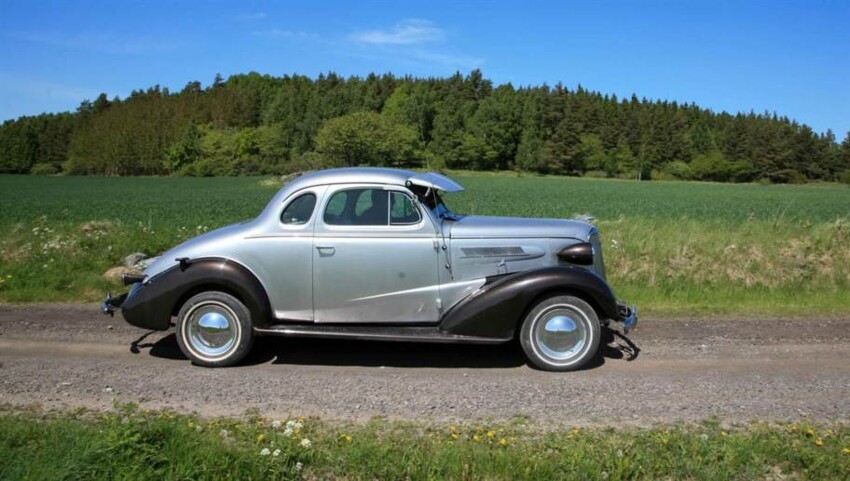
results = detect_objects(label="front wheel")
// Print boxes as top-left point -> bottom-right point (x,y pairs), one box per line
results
519,295 -> 601,371
176,291 -> 254,367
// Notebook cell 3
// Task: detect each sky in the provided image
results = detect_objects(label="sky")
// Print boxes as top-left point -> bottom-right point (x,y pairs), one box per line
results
1,0 -> 848,136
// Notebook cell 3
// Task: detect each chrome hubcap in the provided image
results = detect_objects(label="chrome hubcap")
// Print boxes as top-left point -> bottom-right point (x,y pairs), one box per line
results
533,306 -> 589,362
186,302 -> 238,359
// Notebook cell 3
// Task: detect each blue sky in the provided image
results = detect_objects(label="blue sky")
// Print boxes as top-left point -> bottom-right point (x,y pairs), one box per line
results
1,0 -> 848,136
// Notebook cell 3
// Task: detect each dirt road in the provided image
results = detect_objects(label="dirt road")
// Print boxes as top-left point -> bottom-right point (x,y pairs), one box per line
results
1,304 -> 847,425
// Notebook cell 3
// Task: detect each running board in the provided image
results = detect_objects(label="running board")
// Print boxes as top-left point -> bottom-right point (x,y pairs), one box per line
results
254,324 -> 510,345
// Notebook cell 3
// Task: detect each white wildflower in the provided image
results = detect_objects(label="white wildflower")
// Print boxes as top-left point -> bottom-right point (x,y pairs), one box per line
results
601,472 -> 609,480
700,433 -> 709,441
272,449 -> 281,457
283,427 -> 294,437
259,448 -> 271,456
616,449 -> 624,458
195,425 -> 203,432
271,419 -> 282,429
295,461 -> 303,471
219,429 -> 229,438
285,419 -> 303,430
300,438 -> 312,448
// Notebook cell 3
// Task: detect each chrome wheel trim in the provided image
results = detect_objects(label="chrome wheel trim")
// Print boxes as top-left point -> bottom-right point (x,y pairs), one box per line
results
529,303 -> 593,366
181,300 -> 241,362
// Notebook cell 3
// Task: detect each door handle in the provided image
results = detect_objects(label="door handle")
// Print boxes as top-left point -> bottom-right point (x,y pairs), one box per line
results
315,245 -> 335,255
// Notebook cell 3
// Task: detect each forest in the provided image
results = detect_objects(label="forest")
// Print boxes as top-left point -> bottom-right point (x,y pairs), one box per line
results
1,70 -> 848,183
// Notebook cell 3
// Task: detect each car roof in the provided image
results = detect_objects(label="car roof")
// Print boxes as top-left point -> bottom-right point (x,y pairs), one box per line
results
285,167 -> 415,191
283,167 -> 465,193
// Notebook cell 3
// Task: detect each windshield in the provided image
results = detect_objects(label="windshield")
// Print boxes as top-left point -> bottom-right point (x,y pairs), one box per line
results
410,185 -> 460,221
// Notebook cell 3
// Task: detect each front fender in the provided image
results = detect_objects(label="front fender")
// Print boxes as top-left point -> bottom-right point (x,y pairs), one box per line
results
121,257 -> 272,331
439,266 -> 619,340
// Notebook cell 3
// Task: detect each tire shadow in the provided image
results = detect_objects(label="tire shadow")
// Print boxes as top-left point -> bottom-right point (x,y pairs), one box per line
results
138,327 -> 640,370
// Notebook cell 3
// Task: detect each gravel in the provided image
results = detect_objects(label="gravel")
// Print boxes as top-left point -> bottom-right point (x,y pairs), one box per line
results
1,304 -> 848,425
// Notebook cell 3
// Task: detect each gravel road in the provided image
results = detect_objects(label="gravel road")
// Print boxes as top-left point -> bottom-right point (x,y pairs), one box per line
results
1,304 -> 848,425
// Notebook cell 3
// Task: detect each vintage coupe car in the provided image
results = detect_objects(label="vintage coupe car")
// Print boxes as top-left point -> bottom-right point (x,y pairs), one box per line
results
103,168 -> 636,371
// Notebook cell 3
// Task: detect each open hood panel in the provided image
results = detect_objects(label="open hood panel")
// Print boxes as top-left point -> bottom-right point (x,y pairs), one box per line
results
406,172 -> 465,193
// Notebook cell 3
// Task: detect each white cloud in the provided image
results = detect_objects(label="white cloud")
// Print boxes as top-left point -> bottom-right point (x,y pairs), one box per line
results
234,12 -> 267,21
410,49 -> 484,70
350,19 -> 443,45
252,29 -> 318,39
6,30 -> 183,55
0,73 -> 100,119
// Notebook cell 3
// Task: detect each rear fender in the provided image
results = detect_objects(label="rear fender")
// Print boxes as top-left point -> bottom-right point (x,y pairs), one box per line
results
121,257 -> 272,330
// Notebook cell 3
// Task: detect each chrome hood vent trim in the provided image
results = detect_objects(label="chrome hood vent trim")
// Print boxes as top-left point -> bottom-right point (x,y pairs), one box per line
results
448,216 -> 594,240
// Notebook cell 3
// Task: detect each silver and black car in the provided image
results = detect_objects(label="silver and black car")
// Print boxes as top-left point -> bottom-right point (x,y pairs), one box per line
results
103,168 -> 636,371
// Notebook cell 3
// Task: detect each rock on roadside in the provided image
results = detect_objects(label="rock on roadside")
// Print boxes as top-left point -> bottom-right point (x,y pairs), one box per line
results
103,266 -> 142,281
104,254 -> 160,281
123,253 -> 148,268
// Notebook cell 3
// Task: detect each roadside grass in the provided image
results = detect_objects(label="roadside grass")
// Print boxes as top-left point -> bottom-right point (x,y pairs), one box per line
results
1,405 -> 848,480
0,173 -> 848,316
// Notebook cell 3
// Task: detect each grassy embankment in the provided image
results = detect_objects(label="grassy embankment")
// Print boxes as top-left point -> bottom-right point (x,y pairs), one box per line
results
0,173 -> 848,316
1,405 -> 848,480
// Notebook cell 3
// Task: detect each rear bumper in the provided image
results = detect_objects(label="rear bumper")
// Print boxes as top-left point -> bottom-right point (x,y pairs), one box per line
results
101,292 -> 127,316
617,301 -> 638,333
101,281 -> 172,331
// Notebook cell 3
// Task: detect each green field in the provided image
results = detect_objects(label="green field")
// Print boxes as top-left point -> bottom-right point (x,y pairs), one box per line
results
1,173 -> 848,315
2,405 -> 848,481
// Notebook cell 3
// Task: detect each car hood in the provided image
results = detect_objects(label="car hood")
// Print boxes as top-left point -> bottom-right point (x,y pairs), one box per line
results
447,215 -> 594,240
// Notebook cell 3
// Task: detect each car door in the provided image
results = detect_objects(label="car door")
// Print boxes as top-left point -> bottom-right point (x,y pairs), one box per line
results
312,184 -> 441,324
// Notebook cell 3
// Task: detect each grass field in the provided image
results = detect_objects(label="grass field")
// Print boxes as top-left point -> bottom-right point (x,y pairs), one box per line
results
1,405 -> 848,480
0,173 -> 848,315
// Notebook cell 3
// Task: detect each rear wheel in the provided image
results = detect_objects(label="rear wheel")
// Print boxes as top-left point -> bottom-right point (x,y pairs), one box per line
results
519,295 -> 600,371
176,291 -> 253,367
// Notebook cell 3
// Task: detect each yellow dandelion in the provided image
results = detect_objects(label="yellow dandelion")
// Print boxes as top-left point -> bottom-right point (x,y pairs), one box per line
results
806,429 -> 815,438
498,438 -> 508,446
450,425 -> 457,433
450,433 -> 458,440
473,434 -> 481,442
487,430 -> 496,438
814,438 -> 823,447
344,434 -> 353,443
257,433 -> 266,443
721,431 -> 728,437
842,447 -> 850,455
789,425 -> 799,433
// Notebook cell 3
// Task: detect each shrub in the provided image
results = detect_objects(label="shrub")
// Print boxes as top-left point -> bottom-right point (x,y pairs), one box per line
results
583,170 -> 608,179
767,169 -> 807,184
663,161 -> 694,181
30,163 -> 59,175
840,170 -> 850,185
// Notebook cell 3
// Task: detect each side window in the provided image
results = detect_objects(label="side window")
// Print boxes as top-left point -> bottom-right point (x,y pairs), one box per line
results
324,188 -> 388,226
390,192 -> 421,225
280,193 -> 316,225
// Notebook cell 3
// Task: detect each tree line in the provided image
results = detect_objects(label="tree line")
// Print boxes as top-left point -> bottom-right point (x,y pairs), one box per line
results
1,70 -> 849,183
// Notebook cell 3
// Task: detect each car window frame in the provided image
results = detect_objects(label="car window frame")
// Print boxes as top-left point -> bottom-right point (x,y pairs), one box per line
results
276,187 -> 326,231
389,191 -> 422,226
319,184 -> 428,232
279,192 -> 318,226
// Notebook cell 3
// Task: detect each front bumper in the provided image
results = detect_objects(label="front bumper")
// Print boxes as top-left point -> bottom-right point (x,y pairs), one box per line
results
617,301 -> 638,333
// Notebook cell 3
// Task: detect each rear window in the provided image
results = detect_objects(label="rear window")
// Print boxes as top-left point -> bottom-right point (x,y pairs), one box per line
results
280,193 -> 316,225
